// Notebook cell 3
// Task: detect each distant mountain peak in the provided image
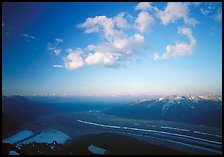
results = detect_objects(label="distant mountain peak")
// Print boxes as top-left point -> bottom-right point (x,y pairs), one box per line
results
136,99 -> 147,103
198,95 -> 221,101
157,94 -> 221,102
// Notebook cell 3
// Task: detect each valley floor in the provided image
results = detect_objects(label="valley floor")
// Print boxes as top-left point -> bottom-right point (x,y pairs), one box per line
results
2,111 -> 222,155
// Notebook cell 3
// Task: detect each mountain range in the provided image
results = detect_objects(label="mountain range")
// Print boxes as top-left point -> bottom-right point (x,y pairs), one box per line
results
104,95 -> 222,127
2,94 -> 222,138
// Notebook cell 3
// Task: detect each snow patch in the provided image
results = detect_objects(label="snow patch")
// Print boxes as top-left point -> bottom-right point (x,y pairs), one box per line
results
88,144 -> 106,155
18,129 -> 70,145
2,130 -> 33,144
168,99 -> 174,104
9,151 -> 20,155
159,97 -> 164,101
162,104 -> 169,112
50,145 -> 55,151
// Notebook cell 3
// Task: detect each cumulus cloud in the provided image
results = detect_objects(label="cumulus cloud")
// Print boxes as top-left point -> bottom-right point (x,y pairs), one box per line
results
113,12 -> 129,29
63,48 -> 84,70
58,2 -> 199,70
78,16 -> 116,40
153,27 -> 196,60
79,15 -> 128,46
73,12 -> 145,69
53,64 -> 63,68
47,38 -> 63,55
135,2 -> 153,11
156,2 -> 197,25
135,11 -> 154,32
20,34 -> 35,40
82,34 -> 144,67
85,52 -> 118,66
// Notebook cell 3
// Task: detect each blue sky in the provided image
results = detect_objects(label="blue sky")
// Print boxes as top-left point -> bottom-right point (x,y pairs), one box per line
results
2,2 -> 222,96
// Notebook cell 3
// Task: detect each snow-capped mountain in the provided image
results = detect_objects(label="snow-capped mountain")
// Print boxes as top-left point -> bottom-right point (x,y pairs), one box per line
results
104,95 -> 222,127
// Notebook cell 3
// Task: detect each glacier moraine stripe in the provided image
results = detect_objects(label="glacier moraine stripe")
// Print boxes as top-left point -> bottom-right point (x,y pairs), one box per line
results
76,119 -> 222,145
118,132 -> 222,155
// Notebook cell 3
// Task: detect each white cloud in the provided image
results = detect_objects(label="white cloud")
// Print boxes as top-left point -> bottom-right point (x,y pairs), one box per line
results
47,38 -> 63,56
116,34 -> 142,53
85,44 -> 95,51
113,12 -> 129,29
74,13 -> 145,69
84,33 -> 144,67
153,27 -> 196,60
77,15 -> 118,42
157,2 -> 197,25
2,22 -> 5,28
53,64 -> 63,68
20,34 -> 35,39
63,49 -> 84,70
135,11 -> 154,32
60,3 -> 199,69
85,52 -> 118,65
135,2 -> 153,11
85,43 -> 120,65
153,52 -> 160,60
54,2 -> 202,70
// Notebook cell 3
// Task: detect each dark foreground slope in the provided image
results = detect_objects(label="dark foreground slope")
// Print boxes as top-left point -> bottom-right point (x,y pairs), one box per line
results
2,132 -> 187,155
65,132 -> 187,155
2,95 -> 60,137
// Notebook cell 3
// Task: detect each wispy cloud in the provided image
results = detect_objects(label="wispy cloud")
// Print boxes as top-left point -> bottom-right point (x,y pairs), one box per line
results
2,22 -> 10,36
213,8 -> 222,22
20,34 -> 35,40
53,64 -> 63,68
199,2 -> 222,22
200,2 -> 215,16
200,8 -> 210,16
47,38 -> 63,56
156,2 -> 197,25
55,38 -> 64,44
